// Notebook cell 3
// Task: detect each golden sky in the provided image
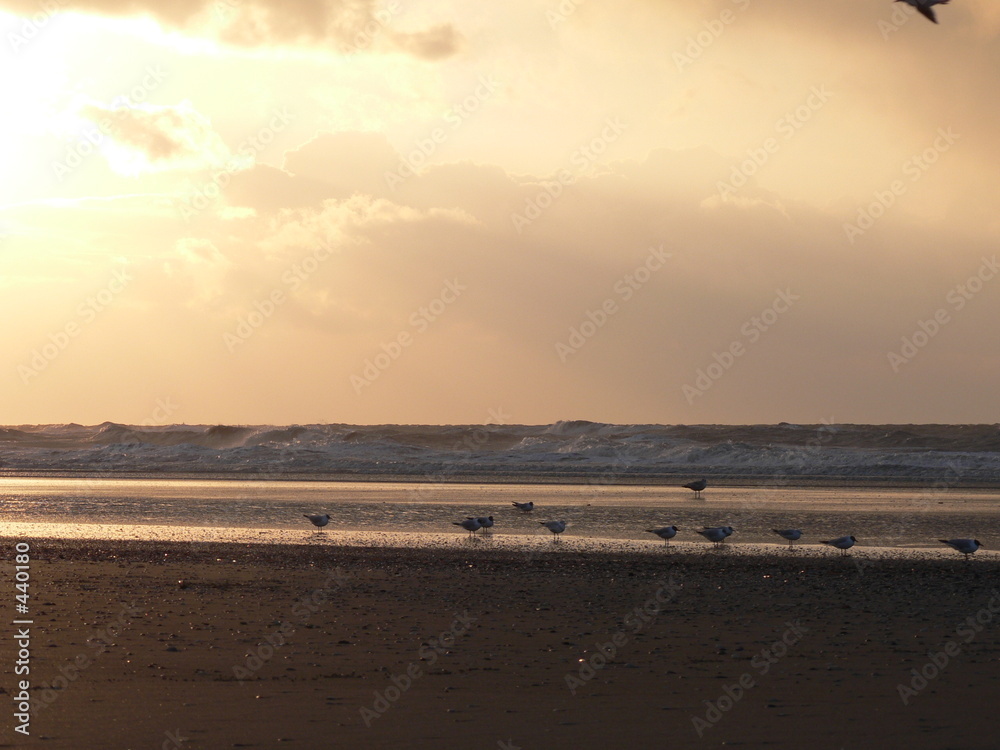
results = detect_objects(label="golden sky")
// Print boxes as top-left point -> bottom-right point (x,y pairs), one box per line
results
2,0 -> 998,425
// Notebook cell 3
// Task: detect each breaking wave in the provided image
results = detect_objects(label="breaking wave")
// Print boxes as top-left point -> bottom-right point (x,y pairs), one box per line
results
0,421 -> 999,484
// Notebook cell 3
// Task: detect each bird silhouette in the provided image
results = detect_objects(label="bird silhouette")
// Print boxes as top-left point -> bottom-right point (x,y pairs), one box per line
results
895,0 -> 950,24
683,478 -> 707,498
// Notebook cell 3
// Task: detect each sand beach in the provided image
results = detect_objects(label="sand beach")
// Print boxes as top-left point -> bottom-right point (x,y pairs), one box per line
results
4,528 -> 999,750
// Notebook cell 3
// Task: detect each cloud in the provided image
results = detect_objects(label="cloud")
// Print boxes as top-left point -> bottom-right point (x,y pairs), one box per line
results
387,24 -> 464,60
156,128 -> 1000,422
8,119 -> 999,422
0,0 -> 463,57
282,131 -> 401,198
79,101 -> 231,175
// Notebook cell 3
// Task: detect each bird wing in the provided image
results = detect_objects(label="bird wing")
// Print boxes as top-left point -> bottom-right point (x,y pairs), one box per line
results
917,4 -> 938,22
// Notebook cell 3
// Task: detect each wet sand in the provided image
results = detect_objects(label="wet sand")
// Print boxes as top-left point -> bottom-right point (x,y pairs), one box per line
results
3,479 -> 999,548
3,536 -> 999,749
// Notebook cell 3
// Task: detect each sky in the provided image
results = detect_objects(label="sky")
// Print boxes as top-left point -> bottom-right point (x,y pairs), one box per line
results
1,0 -> 999,427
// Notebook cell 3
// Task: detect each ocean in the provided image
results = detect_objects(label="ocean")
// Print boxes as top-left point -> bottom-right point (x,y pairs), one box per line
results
1,421 -> 999,484
1,422 -> 997,549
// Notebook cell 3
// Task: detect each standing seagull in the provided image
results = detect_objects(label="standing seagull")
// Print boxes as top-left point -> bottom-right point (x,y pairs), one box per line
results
939,538 -> 982,560
646,526 -> 679,546
895,0 -> 950,24
773,529 -> 803,549
821,535 -> 857,556
697,526 -> 733,548
476,516 -> 495,534
512,501 -> 534,512
683,478 -> 707,498
303,513 -> 331,530
540,520 -> 567,540
454,517 -> 482,537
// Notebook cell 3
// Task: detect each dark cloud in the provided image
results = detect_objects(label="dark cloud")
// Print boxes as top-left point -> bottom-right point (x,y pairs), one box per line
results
79,102 -> 229,171
387,24 -> 464,60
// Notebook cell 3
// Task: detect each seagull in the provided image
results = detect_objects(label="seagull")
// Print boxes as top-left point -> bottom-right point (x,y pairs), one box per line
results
476,516 -> 495,534
646,526 -> 679,545
540,520 -> 567,540
702,525 -> 734,538
895,0 -> 950,24
773,529 -> 803,549
303,513 -> 331,529
454,517 -> 482,537
821,535 -> 856,556
512,501 -> 534,512
683,478 -> 707,498
697,526 -> 733,547
939,538 -> 982,559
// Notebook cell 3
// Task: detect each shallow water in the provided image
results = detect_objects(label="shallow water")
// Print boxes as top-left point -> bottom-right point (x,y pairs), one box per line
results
0,478 -> 996,550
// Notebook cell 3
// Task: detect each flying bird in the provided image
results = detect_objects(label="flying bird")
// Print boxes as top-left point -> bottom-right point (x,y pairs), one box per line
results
303,513 -> 331,529
896,0 -> 950,24
646,526 -> 679,545
773,529 -> 803,549
683,478 -> 707,498
454,517 -> 482,536
512,501 -> 534,512
540,520 -> 567,539
821,535 -> 857,556
939,538 -> 981,559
